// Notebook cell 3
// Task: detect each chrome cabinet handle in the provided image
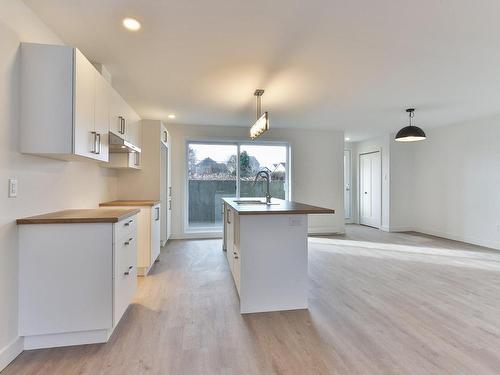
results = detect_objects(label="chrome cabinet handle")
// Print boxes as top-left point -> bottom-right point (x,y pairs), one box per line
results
124,237 -> 133,245
96,133 -> 101,154
124,219 -> 133,226
118,116 -> 126,134
91,131 -> 97,153
163,130 -> 167,142
124,265 -> 133,275
227,210 -> 231,224
122,117 -> 126,134
168,187 -> 172,197
155,207 -> 160,221
168,200 -> 172,210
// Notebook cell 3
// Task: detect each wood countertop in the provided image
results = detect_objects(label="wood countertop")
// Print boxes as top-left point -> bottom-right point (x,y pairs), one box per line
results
99,200 -> 160,207
17,208 -> 140,224
222,198 -> 335,215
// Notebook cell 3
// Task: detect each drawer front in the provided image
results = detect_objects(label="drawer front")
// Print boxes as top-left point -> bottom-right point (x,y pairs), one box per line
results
113,226 -> 137,327
114,215 -> 136,242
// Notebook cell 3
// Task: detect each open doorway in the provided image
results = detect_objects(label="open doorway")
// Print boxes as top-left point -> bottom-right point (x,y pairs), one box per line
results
359,151 -> 382,228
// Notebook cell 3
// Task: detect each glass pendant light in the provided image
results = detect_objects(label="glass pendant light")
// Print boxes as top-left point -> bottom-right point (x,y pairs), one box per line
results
395,108 -> 426,142
250,89 -> 269,139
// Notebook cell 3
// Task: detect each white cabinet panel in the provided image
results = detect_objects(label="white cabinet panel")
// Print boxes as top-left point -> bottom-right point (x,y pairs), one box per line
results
151,204 -> 161,264
94,74 -> 110,162
73,48 -> 96,159
113,234 -> 137,326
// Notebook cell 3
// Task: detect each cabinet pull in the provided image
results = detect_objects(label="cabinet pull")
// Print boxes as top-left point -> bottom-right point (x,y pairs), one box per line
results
91,131 -> 98,153
122,117 -> 126,134
124,237 -> 133,245
168,200 -> 172,210
124,219 -> 133,226
168,187 -> 172,197
163,131 -> 167,143
96,133 -> 101,154
155,207 -> 160,221
227,210 -> 231,224
124,265 -> 133,275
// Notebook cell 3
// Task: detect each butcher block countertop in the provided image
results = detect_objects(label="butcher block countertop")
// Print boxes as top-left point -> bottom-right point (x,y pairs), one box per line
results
17,208 -> 140,224
99,200 -> 161,207
223,198 -> 335,215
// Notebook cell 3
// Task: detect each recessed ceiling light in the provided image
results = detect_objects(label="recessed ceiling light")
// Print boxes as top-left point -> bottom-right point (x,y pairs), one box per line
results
122,17 -> 141,31
168,114 -> 176,119
345,137 -> 350,141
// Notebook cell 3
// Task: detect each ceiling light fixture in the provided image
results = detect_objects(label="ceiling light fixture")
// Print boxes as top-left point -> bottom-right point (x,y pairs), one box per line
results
395,108 -> 426,142
345,137 -> 350,141
122,17 -> 141,31
168,114 -> 176,119
250,89 -> 269,139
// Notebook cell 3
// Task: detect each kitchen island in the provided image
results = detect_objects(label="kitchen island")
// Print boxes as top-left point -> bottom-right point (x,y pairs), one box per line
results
222,197 -> 334,314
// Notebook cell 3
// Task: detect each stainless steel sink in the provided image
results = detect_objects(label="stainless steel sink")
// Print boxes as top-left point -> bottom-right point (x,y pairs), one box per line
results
233,199 -> 267,205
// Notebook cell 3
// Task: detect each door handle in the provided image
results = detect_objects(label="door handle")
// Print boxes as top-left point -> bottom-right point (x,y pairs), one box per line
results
155,206 -> 160,221
124,265 -> 133,275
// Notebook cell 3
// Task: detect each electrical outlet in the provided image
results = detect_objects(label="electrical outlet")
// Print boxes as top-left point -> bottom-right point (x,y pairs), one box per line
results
8,179 -> 18,198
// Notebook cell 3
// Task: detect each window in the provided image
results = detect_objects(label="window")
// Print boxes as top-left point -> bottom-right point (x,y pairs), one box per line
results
186,141 -> 290,231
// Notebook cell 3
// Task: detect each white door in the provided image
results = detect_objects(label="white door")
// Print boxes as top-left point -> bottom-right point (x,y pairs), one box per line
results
344,150 -> 351,220
359,151 -> 382,228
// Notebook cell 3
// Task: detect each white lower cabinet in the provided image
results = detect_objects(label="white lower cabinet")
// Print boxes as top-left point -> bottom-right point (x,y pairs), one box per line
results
224,204 -> 241,295
100,203 -> 161,276
18,215 -> 138,349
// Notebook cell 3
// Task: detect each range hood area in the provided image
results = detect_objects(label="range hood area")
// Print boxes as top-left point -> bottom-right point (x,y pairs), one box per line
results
109,132 -> 141,153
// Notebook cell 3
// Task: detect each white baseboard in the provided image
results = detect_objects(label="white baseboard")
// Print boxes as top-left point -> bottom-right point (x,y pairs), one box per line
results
171,232 -> 222,240
414,227 -> 500,251
0,337 -> 23,372
308,226 -> 345,235
24,329 -> 111,350
389,226 -> 416,232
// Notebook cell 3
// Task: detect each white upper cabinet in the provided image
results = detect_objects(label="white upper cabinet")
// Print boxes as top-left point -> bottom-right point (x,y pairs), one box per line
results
20,43 -> 138,162
109,83 -> 141,147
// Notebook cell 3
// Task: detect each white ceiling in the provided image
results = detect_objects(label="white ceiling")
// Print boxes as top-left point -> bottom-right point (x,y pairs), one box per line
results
24,0 -> 500,141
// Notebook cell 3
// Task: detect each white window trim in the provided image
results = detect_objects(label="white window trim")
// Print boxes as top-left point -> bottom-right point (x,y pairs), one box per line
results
184,139 -> 291,234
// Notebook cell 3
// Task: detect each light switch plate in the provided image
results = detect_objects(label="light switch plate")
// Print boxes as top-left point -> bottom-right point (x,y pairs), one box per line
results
8,179 -> 18,198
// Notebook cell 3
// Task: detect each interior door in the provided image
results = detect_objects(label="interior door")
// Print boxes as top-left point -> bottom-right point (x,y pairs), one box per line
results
359,151 -> 382,228
344,150 -> 351,219
160,143 -> 168,245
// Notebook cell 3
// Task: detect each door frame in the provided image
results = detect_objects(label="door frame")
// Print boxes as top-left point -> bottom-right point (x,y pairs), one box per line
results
358,149 -> 382,228
344,149 -> 352,222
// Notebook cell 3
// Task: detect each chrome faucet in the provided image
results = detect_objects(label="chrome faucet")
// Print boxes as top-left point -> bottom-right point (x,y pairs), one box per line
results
254,169 -> 272,204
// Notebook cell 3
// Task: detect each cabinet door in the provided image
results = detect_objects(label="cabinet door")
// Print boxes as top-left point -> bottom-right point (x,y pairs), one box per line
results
150,204 -> 161,264
126,110 -> 141,146
93,73 -> 110,162
109,89 -> 127,138
73,49 -> 96,159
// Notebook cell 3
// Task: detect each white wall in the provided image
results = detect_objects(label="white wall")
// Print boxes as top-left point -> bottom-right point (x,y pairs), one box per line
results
0,1 -> 117,369
412,116 -> 500,249
351,135 -> 391,230
388,138 -> 416,231
166,124 -> 345,238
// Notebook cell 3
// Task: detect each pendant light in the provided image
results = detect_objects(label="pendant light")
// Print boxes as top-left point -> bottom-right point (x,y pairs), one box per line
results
395,108 -> 426,142
250,89 -> 269,139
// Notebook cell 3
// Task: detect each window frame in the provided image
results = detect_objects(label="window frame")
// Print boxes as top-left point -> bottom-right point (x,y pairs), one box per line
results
185,139 -> 291,233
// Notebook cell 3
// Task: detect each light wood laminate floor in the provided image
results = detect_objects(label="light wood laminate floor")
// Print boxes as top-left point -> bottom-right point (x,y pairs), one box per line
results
4,225 -> 500,374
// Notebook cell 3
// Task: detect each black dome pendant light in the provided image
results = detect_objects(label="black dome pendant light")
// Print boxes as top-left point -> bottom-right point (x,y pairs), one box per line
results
395,108 -> 426,142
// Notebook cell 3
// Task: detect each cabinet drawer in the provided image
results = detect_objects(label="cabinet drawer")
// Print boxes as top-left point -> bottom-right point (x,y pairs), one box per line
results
114,215 -> 136,242
114,234 -> 137,326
